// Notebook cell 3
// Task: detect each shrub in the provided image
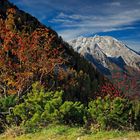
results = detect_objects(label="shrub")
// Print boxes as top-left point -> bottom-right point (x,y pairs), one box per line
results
7,82 -> 89,131
59,101 -> 87,124
5,82 -> 140,133
8,82 -> 64,130
0,95 -> 17,113
88,96 -> 133,130
0,95 -> 17,133
131,100 -> 140,130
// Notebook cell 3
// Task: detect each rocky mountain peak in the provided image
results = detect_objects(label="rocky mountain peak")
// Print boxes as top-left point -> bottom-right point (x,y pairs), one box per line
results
69,36 -> 140,73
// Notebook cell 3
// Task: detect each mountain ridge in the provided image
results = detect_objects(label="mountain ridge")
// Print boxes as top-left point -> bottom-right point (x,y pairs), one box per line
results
69,35 -> 140,74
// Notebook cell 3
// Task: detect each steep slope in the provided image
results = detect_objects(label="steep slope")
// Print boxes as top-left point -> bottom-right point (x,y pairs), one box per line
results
0,0 -> 43,32
69,35 -> 140,74
0,0 -> 112,103
69,36 -> 140,96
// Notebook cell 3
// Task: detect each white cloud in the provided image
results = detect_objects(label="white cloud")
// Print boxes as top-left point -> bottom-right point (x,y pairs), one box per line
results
57,12 -> 91,21
11,0 -> 140,51
103,27 -> 135,32
49,18 -> 74,24
58,28 -> 87,41
51,9 -> 140,41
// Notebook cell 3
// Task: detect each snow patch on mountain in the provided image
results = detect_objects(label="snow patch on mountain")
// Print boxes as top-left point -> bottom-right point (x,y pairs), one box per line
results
69,35 -> 140,74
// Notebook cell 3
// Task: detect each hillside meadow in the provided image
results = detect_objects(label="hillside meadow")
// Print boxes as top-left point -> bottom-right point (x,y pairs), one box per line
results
1,124 -> 140,140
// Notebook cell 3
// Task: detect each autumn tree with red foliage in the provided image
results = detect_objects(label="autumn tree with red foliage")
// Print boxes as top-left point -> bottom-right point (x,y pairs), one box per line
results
112,72 -> 140,99
99,82 -> 123,98
0,11 -> 65,97
98,71 -> 140,99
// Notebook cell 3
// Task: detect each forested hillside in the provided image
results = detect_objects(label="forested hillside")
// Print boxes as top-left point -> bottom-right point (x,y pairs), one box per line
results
0,0 -> 140,138
0,0 -> 108,102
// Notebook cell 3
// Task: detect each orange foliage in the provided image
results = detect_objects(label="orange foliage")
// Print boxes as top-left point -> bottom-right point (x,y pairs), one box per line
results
0,18 -> 65,96
7,8 -> 16,14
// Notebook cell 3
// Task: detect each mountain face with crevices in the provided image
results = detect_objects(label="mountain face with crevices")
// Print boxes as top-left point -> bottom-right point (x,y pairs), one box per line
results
69,35 -> 140,75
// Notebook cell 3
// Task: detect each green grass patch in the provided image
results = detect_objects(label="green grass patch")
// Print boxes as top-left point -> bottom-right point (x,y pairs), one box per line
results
0,124 -> 140,140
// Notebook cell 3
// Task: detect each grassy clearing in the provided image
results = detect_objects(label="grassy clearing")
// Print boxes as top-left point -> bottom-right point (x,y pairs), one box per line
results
0,125 -> 140,140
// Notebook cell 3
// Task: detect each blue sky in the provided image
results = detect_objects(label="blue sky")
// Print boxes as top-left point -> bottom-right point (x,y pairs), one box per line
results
10,0 -> 140,52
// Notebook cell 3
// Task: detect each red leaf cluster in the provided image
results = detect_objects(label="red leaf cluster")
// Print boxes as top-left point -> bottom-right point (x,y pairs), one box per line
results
0,18 -> 65,96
